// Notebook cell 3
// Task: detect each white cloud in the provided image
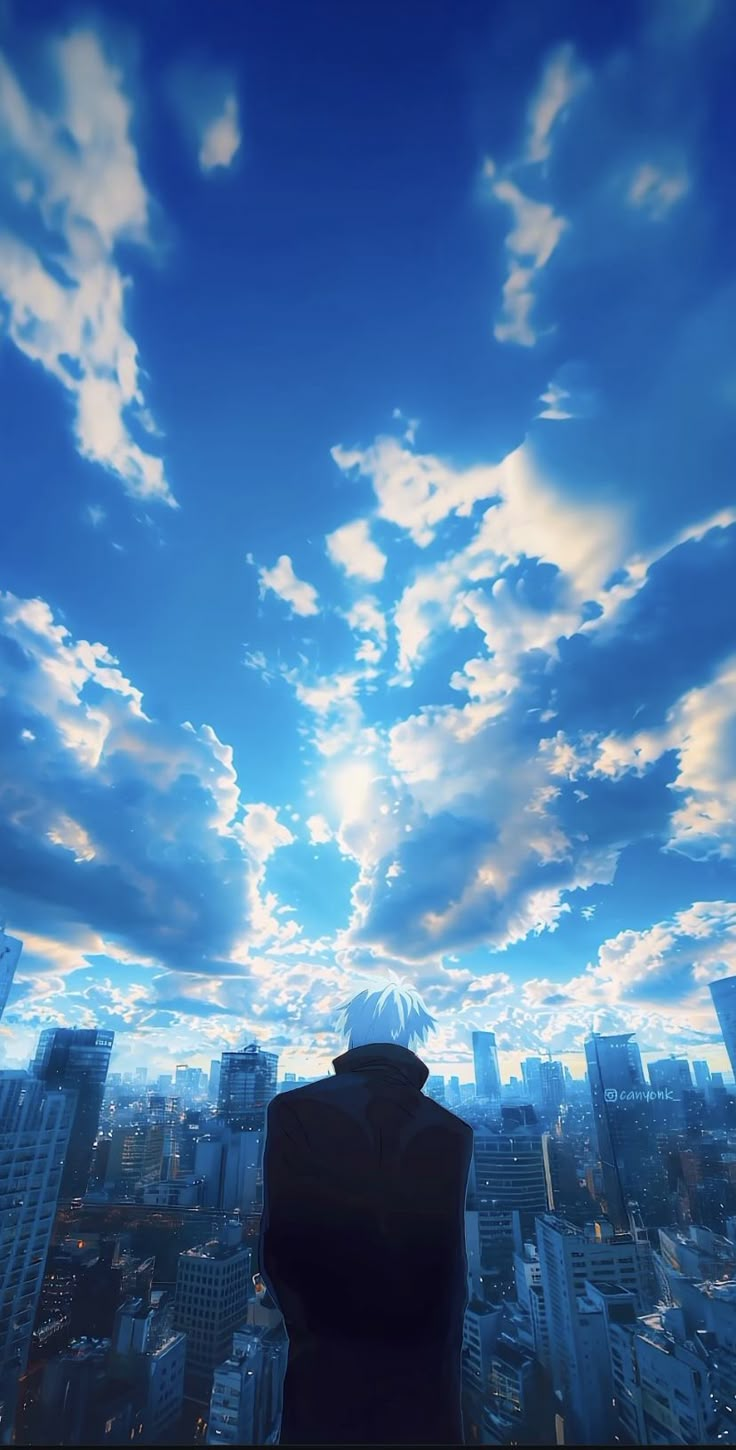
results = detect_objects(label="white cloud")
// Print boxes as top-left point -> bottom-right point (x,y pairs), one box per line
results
538,380 -> 574,420
481,43 -> 587,348
326,518 -> 387,582
345,595 -> 388,664
199,93 -> 241,172
332,434 -> 499,548
526,42 -> 590,163
628,163 -> 689,219
306,814 -> 333,845
166,62 -> 241,175
391,407 -> 419,444
0,32 -> 173,505
486,171 -> 568,346
336,436 -> 625,681
0,587 -> 297,972
590,656 -> 736,863
240,803 -> 295,863
258,555 -> 320,616
537,365 -> 598,422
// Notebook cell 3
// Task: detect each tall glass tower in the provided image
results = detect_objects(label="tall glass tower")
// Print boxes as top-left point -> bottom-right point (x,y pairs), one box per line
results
0,926 -> 22,1021
218,1044 -> 278,1131
0,1072 -> 75,1440
585,1032 -> 669,1231
472,1030 -> 502,1101
710,976 -> 736,1080
31,1027 -> 114,1199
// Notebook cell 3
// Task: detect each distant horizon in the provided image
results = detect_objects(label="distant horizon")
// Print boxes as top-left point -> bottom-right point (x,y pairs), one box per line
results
6,1040 -> 732,1088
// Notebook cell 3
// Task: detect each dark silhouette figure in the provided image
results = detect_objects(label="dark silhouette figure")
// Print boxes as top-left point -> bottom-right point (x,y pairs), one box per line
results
259,1036 -> 473,1445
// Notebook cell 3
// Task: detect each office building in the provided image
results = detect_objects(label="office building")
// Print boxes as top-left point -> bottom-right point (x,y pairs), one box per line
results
521,1058 -> 543,1105
648,1055 -> 693,1091
38,1339 -> 138,1445
469,1118 -> 549,1297
585,1031 -> 669,1230
606,1302 -> 719,1445
462,1300 -> 503,1397
539,1059 -> 566,1118
175,1065 -> 207,1101
174,1223 -> 251,1402
110,1293 -> 186,1442
218,1045 -> 278,1131
0,1072 -> 75,1442
536,1215 -> 655,1443
38,1234 -> 153,1342
207,1337 -> 259,1445
658,1224 -> 736,1284
31,1028 -> 114,1200
710,976 -> 736,1080
207,1319 -> 287,1446
195,1124 -> 263,1214
209,1059 -> 222,1103
671,1138 -> 736,1234
425,1074 -> 446,1103
0,926 -> 22,1021
143,1175 -> 205,1207
206,1324 -> 286,1447
693,1059 -> 712,1091
105,1122 -> 165,1196
472,1031 -> 502,1101
514,1242 -> 549,1367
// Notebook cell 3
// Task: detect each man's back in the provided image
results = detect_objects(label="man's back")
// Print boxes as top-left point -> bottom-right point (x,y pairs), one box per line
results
260,1042 -> 473,1444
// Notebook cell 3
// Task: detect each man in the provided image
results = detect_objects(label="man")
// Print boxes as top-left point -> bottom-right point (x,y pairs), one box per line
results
259,980 -> 473,1445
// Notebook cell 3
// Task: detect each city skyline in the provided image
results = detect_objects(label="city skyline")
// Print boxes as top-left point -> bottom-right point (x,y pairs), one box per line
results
1,1 -> 735,1082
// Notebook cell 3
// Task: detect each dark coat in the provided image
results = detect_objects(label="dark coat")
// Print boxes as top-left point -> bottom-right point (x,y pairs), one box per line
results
259,1042 -> 473,1445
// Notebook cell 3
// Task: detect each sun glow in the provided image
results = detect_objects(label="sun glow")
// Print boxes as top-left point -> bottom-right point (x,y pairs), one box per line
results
328,760 -> 374,818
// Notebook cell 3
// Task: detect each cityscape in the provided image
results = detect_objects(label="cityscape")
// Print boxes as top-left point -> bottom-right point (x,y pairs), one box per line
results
2,0 -> 736,1445
4,925 -> 736,1443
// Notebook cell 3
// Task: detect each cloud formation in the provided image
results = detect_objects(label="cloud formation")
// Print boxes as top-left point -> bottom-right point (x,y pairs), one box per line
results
627,162 -> 689,219
0,31 -> 173,504
0,588 -> 295,981
325,518 -> 387,582
166,61 -> 241,173
525,42 -> 590,164
257,555 -> 320,616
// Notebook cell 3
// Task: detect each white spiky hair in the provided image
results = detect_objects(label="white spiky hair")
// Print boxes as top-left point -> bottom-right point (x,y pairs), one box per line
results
335,977 -> 437,1051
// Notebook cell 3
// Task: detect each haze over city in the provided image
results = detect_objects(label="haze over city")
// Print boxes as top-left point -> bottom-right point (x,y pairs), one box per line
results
1,0 -> 735,1088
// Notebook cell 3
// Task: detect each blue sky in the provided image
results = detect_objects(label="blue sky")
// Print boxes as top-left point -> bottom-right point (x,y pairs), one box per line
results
1,0 -> 735,1082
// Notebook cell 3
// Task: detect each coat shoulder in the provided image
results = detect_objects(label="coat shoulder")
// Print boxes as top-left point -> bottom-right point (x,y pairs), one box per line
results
424,1097 -> 473,1142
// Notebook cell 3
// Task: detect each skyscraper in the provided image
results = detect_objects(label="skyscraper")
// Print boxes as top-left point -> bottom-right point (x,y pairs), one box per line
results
693,1060 -> 712,1091
468,1113 -> 549,1297
539,1059 -> 566,1119
105,1122 -> 165,1196
710,976 -> 736,1079
218,1044 -> 278,1131
648,1056 -> 693,1092
585,1032 -> 669,1231
0,926 -> 22,1021
0,1072 -> 75,1440
174,1224 -> 251,1402
472,1031 -> 502,1101
522,1058 -> 543,1106
31,1028 -> 114,1200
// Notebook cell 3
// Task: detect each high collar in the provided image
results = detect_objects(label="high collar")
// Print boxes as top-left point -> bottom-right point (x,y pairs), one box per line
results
332,1041 -> 429,1091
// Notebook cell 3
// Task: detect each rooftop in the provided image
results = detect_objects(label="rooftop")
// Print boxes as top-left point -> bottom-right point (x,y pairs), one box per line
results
180,1238 -> 246,1261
